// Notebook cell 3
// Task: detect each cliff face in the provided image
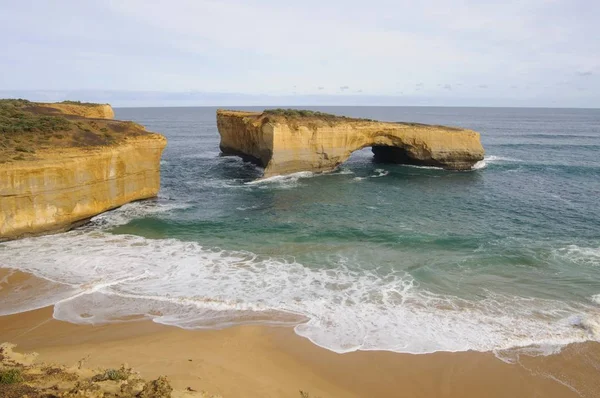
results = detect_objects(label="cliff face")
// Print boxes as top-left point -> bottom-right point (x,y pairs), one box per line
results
0,99 -> 166,241
217,110 -> 273,166
217,110 -> 485,177
0,135 -> 166,240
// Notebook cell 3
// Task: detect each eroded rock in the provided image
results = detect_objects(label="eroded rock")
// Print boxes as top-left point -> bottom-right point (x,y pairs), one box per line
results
217,109 -> 485,178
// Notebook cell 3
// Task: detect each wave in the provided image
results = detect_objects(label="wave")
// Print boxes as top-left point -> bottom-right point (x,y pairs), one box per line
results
471,155 -> 524,170
88,200 -> 192,229
352,169 -> 389,181
484,155 -> 522,163
553,245 -> 600,267
472,160 -> 487,170
246,168 -> 358,188
334,168 -> 355,175
371,169 -> 389,178
402,164 -> 445,170
245,171 -> 315,189
1,231 -> 598,355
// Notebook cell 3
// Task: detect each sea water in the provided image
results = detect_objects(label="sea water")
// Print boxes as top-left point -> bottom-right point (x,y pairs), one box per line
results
1,106 -> 599,355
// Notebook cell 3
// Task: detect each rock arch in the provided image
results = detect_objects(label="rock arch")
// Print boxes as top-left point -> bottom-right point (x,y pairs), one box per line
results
217,110 -> 485,178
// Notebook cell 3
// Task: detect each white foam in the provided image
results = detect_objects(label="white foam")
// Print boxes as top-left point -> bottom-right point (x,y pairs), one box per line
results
246,171 -> 315,189
89,200 -> 191,229
472,160 -> 487,170
486,156 -> 515,162
592,295 -> 600,305
402,164 -> 445,170
371,169 -> 389,178
236,205 -> 260,211
1,231 -> 599,355
334,168 -> 355,175
472,155 -> 523,170
554,245 -> 600,267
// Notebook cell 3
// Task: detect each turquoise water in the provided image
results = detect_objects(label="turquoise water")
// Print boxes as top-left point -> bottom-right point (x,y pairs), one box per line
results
1,106 -> 599,354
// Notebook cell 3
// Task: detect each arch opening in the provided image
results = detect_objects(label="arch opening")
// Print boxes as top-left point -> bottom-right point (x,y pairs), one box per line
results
371,145 -> 442,168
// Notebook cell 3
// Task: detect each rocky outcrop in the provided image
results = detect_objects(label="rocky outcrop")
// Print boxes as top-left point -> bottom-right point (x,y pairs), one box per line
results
217,110 -> 485,177
0,100 -> 166,241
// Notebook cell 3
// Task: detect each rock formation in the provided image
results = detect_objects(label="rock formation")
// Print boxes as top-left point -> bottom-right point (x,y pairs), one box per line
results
217,109 -> 484,178
0,100 -> 166,240
42,101 -> 115,119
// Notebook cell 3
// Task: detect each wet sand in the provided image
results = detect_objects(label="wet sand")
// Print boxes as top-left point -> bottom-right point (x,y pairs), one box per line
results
1,268 -> 599,397
1,305 -> 599,398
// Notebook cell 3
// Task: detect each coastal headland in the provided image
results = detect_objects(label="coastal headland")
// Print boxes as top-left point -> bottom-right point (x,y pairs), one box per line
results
217,109 -> 484,178
0,99 -> 166,241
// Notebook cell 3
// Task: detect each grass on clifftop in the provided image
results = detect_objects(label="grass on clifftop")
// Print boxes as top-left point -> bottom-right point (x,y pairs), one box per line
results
0,98 -> 149,163
0,99 -> 72,134
59,100 -> 105,106
265,108 -> 372,121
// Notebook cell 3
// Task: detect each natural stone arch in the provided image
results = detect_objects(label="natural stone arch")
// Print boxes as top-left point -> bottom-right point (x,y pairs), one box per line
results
217,110 -> 484,178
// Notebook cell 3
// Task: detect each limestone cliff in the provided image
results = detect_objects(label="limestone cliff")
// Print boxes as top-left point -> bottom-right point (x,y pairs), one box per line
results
0,99 -> 166,240
42,102 -> 115,119
217,109 -> 484,177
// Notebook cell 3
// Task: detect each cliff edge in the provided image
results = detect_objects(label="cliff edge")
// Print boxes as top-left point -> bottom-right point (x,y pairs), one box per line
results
42,101 -> 115,119
0,99 -> 166,241
217,109 -> 485,178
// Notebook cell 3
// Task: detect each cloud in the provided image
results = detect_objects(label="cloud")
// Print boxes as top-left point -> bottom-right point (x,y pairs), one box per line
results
0,1 -> 599,106
340,86 -> 350,91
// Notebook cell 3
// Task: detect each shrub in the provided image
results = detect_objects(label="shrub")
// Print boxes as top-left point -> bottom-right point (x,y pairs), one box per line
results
0,99 -> 71,133
0,368 -> 23,384
60,100 -> 103,107
264,108 -> 373,122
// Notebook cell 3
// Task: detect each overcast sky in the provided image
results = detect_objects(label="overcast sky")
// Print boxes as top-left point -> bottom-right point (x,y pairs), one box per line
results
1,0 -> 599,107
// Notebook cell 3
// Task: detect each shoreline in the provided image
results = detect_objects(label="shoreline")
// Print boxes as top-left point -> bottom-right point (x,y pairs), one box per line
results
2,307 -> 599,397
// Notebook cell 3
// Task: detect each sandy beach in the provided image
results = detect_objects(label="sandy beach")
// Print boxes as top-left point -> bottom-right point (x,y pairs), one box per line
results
1,303 -> 599,397
2,2 -> 600,396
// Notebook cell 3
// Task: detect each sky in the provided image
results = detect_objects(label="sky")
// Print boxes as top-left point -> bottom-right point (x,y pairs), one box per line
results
1,0 -> 599,107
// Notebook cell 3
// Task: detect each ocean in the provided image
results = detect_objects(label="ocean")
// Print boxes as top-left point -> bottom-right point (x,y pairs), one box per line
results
1,106 -> 599,357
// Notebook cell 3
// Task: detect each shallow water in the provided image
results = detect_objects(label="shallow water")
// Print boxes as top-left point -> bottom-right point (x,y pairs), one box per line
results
1,106 -> 599,355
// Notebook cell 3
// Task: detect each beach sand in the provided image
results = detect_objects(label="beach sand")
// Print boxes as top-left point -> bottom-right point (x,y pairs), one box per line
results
1,269 -> 599,397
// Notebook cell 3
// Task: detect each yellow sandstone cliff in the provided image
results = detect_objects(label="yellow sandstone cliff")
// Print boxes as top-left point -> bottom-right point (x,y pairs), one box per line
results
42,102 -> 115,119
0,100 -> 166,240
217,110 -> 485,178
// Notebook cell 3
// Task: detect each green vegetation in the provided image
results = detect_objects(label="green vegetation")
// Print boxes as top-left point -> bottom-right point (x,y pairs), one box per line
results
0,98 -> 71,134
0,368 -> 23,384
265,108 -> 340,118
265,108 -> 373,122
60,100 -> 104,106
